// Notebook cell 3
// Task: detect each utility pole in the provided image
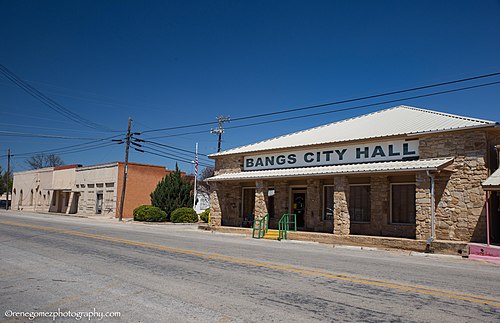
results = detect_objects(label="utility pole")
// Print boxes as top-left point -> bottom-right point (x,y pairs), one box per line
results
118,117 -> 132,222
193,143 -> 198,219
210,115 -> 230,152
5,148 -> 11,210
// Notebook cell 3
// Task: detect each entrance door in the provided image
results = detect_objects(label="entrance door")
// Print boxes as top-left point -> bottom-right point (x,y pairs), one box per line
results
292,189 -> 306,228
96,192 -> 103,214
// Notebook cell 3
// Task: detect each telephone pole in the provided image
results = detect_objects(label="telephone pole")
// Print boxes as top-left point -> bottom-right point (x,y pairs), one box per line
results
5,148 -> 11,210
211,116 -> 230,152
118,117 -> 132,222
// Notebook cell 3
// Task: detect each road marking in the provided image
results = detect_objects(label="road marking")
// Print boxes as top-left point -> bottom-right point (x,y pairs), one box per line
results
2,220 -> 499,307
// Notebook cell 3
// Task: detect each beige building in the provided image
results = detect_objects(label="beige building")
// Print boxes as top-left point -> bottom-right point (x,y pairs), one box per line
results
12,167 -> 54,212
208,106 -> 500,245
12,161 -> 170,218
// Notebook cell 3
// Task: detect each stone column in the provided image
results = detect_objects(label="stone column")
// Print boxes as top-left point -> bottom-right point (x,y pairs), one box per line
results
415,172 -> 431,240
209,183 -> 222,227
306,179 -> 321,230
370,176 -> 389,235
254,180 -> 268,220
333,176 -> 350,235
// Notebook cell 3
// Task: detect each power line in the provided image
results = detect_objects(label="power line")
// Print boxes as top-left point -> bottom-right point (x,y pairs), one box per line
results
141,79 -> 500,140
138,71 -> 500,134
2,134 -> 124,158
140,139 -> 210,157
0,63 -> 116,132
133,145 -> 213,168
138,142 -> 212,163
0,122 -> 117,134
222,80 -> 500,131
0,130 -> 103,140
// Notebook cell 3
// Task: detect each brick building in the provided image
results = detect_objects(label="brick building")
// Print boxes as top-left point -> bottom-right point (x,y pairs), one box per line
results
13,161 -> 171,218
207,106 -> 500,245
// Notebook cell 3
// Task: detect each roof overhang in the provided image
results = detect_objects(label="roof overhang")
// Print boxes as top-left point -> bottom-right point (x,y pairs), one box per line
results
206,157 -> 454,182
483,168 -> 500,191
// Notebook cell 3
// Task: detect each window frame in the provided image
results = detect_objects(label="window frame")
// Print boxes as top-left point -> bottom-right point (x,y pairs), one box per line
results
348,184 -> 371,224
390,182 -> 416,225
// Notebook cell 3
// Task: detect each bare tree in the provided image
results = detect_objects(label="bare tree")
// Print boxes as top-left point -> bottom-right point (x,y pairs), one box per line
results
197,166 -> 215,194
26,153 -> 65,169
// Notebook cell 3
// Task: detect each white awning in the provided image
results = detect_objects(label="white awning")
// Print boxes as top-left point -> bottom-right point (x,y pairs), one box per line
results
207,157 -> 454,182
483,168 -> 500,191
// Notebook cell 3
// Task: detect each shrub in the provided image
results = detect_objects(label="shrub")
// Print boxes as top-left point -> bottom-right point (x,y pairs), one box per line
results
171,207 -> 198,223
200,208 -> 210,223
133,205 -> 167,222
150,164 -> 193,219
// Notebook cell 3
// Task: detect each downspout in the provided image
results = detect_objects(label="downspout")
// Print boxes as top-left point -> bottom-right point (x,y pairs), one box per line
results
426,170 -> 435,252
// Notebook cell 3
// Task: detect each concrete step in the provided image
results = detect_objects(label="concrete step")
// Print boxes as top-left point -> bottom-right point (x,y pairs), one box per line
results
264,230 -> 280,240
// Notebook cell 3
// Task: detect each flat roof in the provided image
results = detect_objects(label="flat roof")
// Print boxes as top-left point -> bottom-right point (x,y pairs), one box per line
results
207,157 -> 454,181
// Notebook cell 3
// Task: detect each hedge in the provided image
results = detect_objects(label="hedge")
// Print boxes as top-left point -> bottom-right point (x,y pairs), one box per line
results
170,207 -> 198,223
133,205 -> 167,222
200,208 -> 210,223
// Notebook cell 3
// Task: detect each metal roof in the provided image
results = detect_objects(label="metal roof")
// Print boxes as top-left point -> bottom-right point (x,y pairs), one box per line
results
212,105 -> 496,157
207,157 -> 454,181
483,168 -> 500,190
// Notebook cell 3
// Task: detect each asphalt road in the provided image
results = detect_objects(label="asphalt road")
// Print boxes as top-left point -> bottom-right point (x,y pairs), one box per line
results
0,211 -> 499,322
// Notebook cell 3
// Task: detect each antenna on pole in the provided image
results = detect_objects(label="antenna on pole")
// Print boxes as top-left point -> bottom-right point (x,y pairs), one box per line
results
210,116 -> 230,152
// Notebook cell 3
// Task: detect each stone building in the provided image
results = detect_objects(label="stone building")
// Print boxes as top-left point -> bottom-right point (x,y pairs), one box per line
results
207,106 -> 500,245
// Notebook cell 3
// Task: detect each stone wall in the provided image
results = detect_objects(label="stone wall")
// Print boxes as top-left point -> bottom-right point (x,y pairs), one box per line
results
214,156 -> 242,175
417,130 -> 491,242
210,182 -> 242,227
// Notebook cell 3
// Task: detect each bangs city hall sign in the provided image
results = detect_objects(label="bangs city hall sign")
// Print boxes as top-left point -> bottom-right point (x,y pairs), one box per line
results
243,140 -> 419,171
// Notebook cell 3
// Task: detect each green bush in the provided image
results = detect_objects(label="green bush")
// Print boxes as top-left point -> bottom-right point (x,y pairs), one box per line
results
150,164 -> 193,220
171,207 -> 198,223
200,208 -> 210,223
133,205 -> 167,222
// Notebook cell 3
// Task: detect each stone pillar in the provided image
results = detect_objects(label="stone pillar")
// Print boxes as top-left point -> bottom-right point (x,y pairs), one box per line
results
333,176 -> 350,235
370,176 -> 389,235
210,183 -> 222,227
415,172 -> 431,240
306,179 -> 321,230
254,180 -> 268,220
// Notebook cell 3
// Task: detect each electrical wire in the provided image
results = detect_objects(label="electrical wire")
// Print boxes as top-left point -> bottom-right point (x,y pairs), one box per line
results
2,134 -> 125,158
133,145 -> 213,168
137,143 -> 212,163
142,79 -> 500,139
139,71 -> 500,134
0,64 -> 116,132
0,130 -> 103,140
139,139 -> 210,157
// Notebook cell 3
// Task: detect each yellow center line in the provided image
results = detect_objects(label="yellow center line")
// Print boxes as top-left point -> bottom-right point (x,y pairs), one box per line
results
1,220 -> 499,307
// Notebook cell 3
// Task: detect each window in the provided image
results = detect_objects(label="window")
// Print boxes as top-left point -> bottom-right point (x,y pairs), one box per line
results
349,185 -> 370,223
323,185 -> 334,221
105,183 -> 114,188
391,184 -> 416,224
267,188 -> 275,218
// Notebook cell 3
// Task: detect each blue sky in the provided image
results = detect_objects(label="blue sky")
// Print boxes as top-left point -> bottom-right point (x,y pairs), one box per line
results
1,0 -> 499,173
